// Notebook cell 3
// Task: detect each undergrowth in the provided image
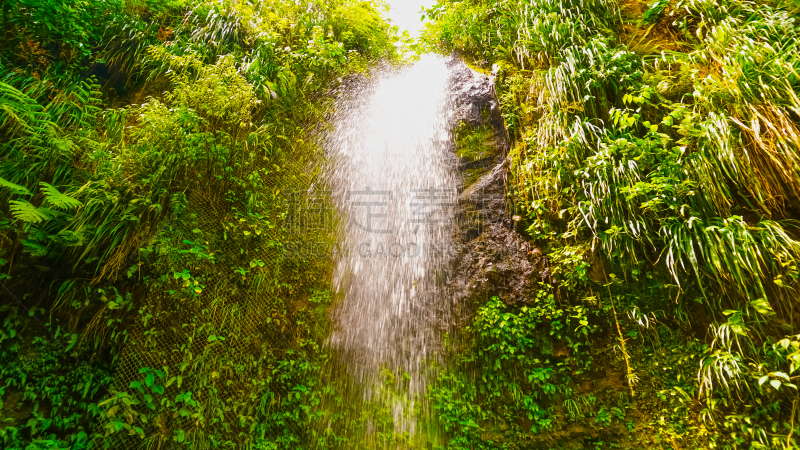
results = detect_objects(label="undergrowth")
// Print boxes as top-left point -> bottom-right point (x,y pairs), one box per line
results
422,0 -> 800,448
0,0 -> 399,448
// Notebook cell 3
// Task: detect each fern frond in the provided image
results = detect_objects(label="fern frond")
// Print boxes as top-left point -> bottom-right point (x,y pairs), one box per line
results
0,81 -> 46,136
0,176 -> 32,196
40,182 -> 83,210
9,200 -> 53,223
21,239 -> 49,257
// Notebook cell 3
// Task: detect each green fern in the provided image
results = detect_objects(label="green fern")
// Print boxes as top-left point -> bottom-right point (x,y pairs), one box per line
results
0,176 -> 32,196
22,239 -> 49,257
0,81 -> 44,136
9,200 -> 53,224
40,183 -> 83,210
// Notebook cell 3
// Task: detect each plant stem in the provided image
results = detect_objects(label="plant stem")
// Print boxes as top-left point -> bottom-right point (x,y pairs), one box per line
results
608,286 -> 635,397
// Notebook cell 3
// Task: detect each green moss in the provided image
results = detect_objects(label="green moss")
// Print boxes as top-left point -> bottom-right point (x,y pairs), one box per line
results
455,121 -> 499,188
455,122 -> 496,162
463,167 -> 486,188
465,61 -> 492,75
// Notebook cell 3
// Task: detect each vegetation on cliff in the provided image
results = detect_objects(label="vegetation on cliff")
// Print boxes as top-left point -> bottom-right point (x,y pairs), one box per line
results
422,0 -> 800,448
4,0 -> 800,448
0,1 -> 397,448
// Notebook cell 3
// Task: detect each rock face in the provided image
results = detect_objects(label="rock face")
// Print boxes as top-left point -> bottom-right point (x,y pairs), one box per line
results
444,56 -> 552,307
453,224 -> 552,306
446,57 -> 506,131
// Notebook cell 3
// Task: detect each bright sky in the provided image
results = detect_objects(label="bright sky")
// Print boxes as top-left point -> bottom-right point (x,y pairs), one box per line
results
384,0 -> 435,38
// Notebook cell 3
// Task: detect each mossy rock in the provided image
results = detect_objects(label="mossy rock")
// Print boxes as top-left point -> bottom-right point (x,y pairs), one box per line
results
454,121 -> 501,188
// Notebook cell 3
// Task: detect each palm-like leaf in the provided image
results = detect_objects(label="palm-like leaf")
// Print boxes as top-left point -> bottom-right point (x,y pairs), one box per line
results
9,200 -> 53,224
40,182 -> 82,210
0,176 -> 32,196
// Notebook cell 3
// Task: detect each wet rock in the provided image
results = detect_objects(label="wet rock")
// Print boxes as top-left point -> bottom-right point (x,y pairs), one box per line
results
445,54 -> 509,180
445,55 -> 510,239
446,55 -> 506,134
444,56 -> 552,306
452,223 -> 552,307
456,155 -> 508,242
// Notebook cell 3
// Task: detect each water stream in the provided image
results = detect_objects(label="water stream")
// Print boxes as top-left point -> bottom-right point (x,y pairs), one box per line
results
325,55 -> 459,439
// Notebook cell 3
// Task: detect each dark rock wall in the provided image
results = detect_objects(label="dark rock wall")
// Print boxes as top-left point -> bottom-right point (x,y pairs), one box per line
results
444,56 -> 552,309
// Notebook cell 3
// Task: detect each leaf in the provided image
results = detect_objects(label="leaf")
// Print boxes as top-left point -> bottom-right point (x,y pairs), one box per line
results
22,239 -> 49,256
146,372 -> 154,387
750,298 -> 775,316
98,397 -> 116,407
770,379 -> 781,390
39,182 -> 82,209
65,333 -> 79,352
774,371 -> 790,381
673,386 -> 692,401
0,177 -> 31,196
9,200 -> 51,223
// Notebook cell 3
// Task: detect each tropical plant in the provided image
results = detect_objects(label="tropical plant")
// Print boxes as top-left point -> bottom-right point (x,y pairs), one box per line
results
422,0 -> 800,447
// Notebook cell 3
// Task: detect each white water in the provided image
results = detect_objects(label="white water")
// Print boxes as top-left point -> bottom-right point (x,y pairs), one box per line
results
326,55 -> 458,435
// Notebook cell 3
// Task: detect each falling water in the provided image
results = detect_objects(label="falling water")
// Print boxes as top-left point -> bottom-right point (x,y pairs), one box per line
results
326,55 -> 459,437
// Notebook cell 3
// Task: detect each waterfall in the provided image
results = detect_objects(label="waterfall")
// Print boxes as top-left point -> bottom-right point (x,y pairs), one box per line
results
325,54 -> 459,438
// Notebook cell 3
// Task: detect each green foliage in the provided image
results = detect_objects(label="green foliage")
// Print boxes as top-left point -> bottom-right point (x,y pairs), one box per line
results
1,0 -> 125,69
0,307 -> 114,450
643,0 -> 670,23
39,182 -> 82,209
429,291 -> 600,448
423,0 -> 800,447
0,0 -> 399,448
